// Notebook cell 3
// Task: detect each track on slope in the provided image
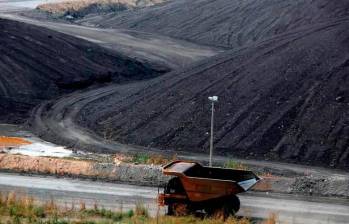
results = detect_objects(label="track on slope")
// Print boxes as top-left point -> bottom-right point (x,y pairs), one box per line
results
77,0 -> 349,48
30,16 -> 349,169
1,13 -> 221,70
0,18 -> 165,123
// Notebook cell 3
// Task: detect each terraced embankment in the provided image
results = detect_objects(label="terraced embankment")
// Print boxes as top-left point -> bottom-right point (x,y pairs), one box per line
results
0,154 -> 166,186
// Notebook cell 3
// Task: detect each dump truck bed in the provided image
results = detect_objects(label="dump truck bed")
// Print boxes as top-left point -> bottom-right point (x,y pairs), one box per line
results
163,161 -> 260,201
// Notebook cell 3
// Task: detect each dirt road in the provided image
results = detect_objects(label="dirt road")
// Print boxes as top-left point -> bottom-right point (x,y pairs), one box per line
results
0,13 -> 220,69
0,172 -> 348,224
28,74 -> 349,178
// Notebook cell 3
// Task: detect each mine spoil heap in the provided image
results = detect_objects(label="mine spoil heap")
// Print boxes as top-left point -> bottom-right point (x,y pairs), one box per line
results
76,0 -> 349,169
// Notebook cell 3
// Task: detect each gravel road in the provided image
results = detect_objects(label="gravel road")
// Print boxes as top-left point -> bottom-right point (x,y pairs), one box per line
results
0,172 -> 348,224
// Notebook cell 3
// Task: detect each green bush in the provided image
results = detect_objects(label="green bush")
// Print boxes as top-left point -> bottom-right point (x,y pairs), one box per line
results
13,216 -> 21,224
34,206 -> 45,218
224,160 -> 247,170
9,206 -> 19,217
126,209 -> 134,218
132,153 -> 150,164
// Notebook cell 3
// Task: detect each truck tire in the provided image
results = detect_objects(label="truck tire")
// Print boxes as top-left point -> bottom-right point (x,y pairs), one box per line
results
205,195 -> 240,219
168,202 -> 191,216
230,195 -> 240,214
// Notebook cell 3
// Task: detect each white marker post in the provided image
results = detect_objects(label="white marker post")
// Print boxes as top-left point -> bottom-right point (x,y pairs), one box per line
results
208,96 -> 218,167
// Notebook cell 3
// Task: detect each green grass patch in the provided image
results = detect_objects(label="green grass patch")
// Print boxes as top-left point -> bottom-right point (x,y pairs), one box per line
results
224,160 -> 248,170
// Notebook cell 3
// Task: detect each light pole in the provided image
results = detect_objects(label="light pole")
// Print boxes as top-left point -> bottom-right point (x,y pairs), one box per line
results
208,96 -> 218,167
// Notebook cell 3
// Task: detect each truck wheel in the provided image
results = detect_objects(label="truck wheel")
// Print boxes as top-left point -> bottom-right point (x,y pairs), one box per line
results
205,196 -> 240,219
230,195 -> 240,214
167,203 -> 174,215
212,207 -> 228,220
168,203 -> 190,216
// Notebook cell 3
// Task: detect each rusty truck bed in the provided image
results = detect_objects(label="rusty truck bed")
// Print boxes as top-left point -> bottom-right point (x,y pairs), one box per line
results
162,161 -> 260,202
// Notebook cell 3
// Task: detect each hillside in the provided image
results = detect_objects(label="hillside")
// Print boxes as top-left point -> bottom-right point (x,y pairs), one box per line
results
77,0 -> 349,48
0,18 -> 164,123
75,17 -> 349,169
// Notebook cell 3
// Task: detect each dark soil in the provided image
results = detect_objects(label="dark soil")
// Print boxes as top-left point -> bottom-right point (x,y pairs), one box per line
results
11,0 -> 349,170
77,0 -> 349,48
76,17 -> 349,169
0,18 -> 166,123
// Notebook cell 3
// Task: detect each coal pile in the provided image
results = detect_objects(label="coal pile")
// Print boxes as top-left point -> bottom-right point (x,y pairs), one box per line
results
77,16 -> 349,169
77,0 -> 349,48
0,18 -> 164,123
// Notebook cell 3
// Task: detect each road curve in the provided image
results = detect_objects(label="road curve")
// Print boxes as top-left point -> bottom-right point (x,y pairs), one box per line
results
0,172 -> 348,224
30,78 -> 349,178
0,13 -> 221,69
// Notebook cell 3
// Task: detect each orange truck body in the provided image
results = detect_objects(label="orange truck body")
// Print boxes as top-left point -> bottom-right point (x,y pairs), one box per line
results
159,161 -> 260,206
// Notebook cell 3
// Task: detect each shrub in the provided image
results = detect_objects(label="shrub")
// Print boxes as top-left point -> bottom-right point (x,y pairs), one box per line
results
224,160 -> 248,170
34,206 -> 45,218
126,209 -> 134,218
132,153 -> 150,164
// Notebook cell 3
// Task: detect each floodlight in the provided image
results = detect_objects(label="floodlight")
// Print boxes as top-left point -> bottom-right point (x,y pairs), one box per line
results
208,96 -> 218,102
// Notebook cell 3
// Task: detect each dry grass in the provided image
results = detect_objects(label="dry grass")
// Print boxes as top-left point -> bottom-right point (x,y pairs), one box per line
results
135,201 -> 149,217
37,0 -> 165,15
224,160 -> 248,170
114,152 -> 177,165
147,153 -> 177,165
262,212 -> 279,224
131,216 -> 251,224
0,191 -> 134,223
0,192 -> 254,224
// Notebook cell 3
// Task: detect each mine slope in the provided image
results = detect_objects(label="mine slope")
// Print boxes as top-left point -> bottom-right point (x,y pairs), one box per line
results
0,18 -> 164,123
77,0 -> 349,48
73,16 -> 349,169
26,0 -> 349,169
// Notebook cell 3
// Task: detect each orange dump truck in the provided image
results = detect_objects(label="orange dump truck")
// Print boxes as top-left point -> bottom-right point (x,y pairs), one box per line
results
158,161 -> 260,217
